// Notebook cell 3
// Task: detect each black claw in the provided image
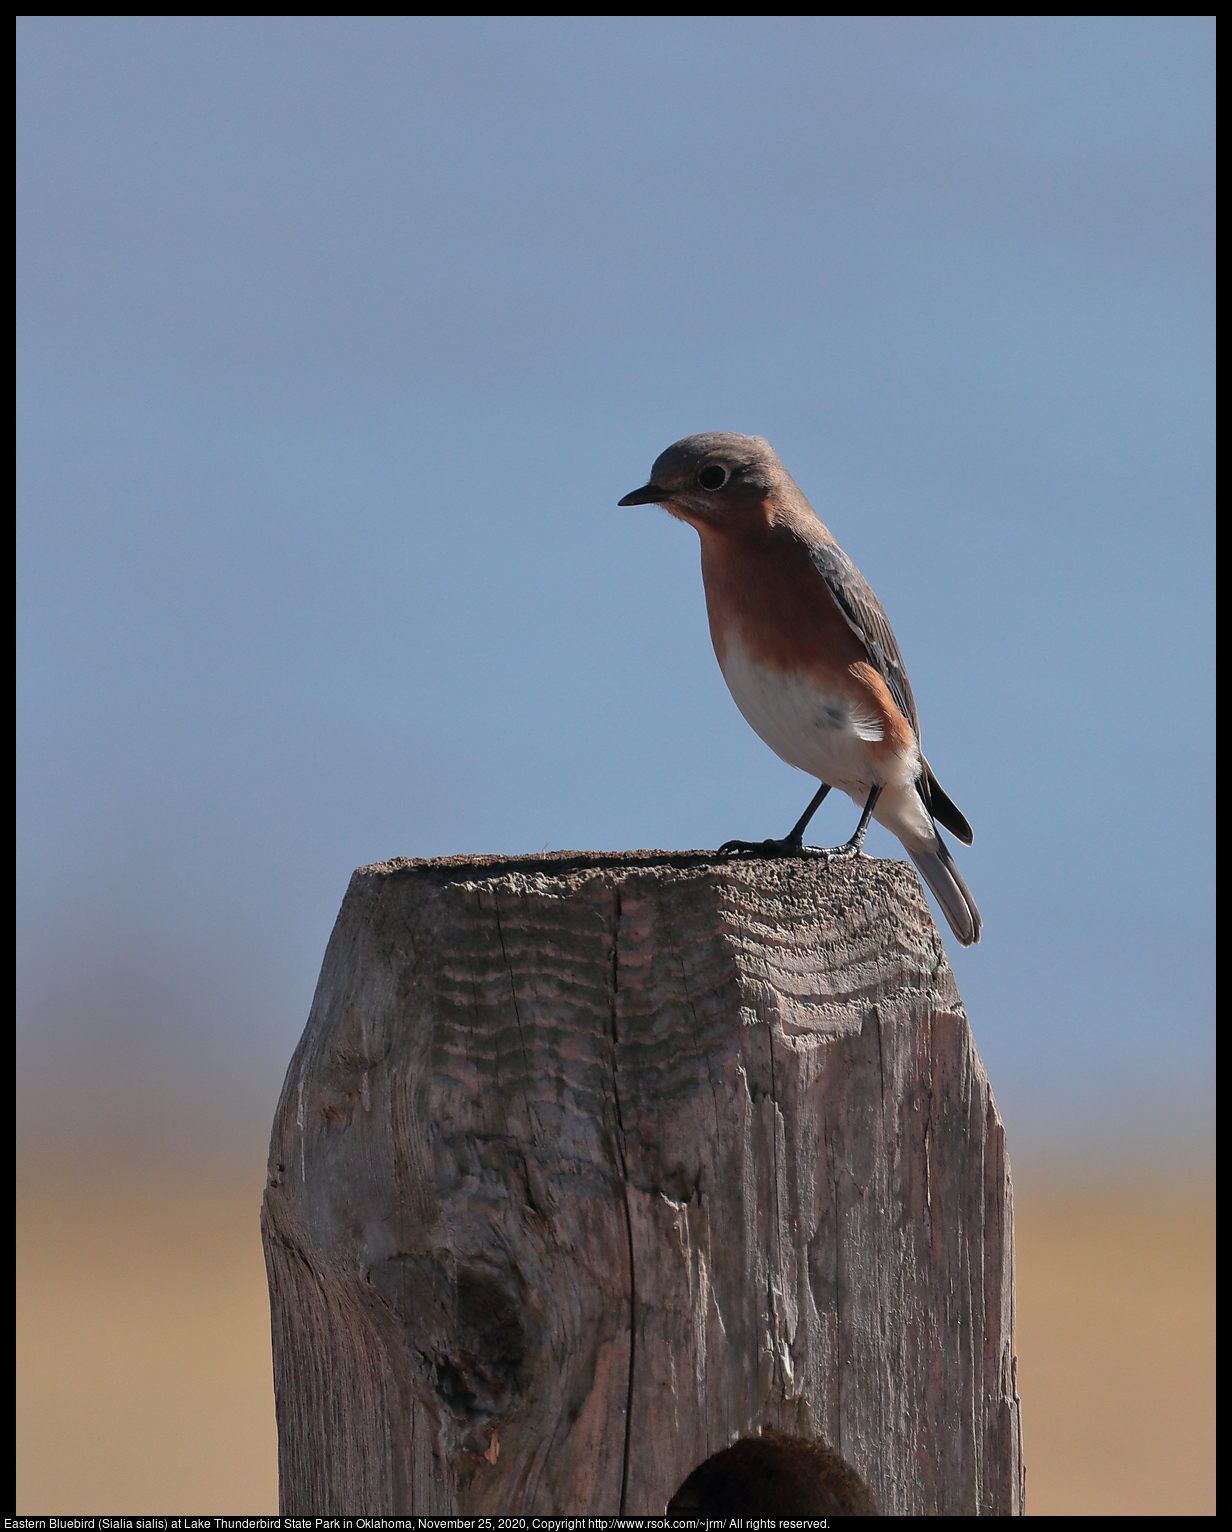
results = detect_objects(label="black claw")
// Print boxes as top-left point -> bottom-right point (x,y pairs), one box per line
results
718,781 -> 863,863
716,836 -> 877,862
717,837 -> 828,859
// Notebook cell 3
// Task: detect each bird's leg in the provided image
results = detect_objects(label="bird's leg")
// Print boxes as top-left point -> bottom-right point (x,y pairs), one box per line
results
720,783 -> 884,861
825,783 -> 883,859
785,781 -> 832,845
718,782 -> 832,858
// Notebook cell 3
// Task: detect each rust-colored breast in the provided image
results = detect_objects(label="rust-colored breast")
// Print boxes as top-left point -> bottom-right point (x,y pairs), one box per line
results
698,517 -> 916,759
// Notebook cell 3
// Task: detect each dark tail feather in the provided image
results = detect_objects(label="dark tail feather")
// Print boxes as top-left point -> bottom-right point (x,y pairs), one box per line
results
919,758 -> 973,846
910,835 -> 982,947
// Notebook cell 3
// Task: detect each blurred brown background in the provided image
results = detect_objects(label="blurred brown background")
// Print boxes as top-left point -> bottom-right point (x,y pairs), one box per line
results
16,1141 -> 1214,1515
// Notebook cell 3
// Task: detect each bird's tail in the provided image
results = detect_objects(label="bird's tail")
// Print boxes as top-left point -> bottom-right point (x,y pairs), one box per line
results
909,836 -> 982,947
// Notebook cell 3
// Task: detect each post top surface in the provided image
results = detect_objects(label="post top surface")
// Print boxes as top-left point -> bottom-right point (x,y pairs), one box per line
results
359,848 -> 723,880
352,848 -> 928,903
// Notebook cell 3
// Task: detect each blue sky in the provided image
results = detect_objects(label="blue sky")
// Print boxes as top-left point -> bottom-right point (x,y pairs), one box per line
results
17,17 -> 1214,1167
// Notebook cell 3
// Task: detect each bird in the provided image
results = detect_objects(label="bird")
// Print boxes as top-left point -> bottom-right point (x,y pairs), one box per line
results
619,431 -> 981,947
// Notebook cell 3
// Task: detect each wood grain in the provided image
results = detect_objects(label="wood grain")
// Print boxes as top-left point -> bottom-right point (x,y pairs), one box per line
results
262,850 -> 1022,1514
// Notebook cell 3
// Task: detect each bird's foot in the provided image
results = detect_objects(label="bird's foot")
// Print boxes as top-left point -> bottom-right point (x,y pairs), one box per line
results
718,836 -> 870,862
822,838 -> 866,861
717,837 -> 829,859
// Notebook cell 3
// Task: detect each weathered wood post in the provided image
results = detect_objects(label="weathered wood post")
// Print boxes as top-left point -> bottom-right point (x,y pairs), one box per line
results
262,851 -> 1023,1515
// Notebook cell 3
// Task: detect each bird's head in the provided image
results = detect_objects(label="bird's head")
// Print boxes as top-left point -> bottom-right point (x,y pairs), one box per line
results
618,432 -> 787,529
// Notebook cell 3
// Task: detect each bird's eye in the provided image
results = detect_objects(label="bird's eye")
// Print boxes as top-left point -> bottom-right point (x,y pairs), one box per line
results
698,464 -> 729,491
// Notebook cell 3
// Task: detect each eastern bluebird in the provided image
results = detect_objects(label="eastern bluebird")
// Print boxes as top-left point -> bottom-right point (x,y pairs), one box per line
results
620,432 -> 981,947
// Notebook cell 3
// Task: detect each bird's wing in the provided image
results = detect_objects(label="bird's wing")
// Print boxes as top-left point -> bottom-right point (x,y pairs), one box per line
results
807,538 -> 975,845
919,757 -> 974,845
806,538 -> 921,740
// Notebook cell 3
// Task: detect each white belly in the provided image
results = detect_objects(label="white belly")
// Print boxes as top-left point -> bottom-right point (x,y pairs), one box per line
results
718,634 -> 918,795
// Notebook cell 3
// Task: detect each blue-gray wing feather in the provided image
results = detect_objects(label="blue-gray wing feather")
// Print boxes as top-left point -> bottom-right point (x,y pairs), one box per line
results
806,539 -> 921,739
806,538 -> 974,844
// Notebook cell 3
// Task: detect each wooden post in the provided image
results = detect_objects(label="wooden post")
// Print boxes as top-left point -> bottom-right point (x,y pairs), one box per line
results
262,851 -> 1023,1515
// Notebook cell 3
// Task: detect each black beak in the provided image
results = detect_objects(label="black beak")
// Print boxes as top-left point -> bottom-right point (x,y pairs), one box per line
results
618,483 -> 668,506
